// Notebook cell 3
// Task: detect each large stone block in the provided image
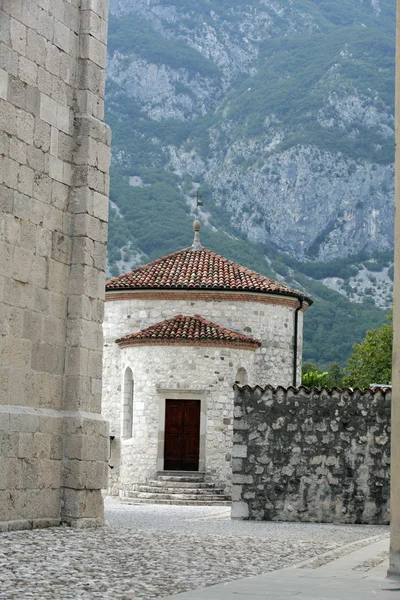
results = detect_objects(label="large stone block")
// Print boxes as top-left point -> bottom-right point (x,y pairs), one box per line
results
0,99 -> 17,136
231,501 -> 249,520
0,42 -> 19,78
0,13 -> 11,46
26,146 -> 45,172
15,108 -> 34,144
65,432 -> 109,462
50,0 -> 66,24
33,432 -> 52,458
51,179 -> 69,210
93,190 -> 108,221
78,59 -> 105,96
0,68 -> 8,100
0,242 -> 12,277
12,245 -> 33,283
10,18 -> 26,57
20,1 -> 39,31
0,337 -> 31,369
0,430 -> 19,458
0,410 -> 10,431
18,432 -> 34,458
49,291 -> 67,319
18,56 -> 38,87
37,65 -> 52,94
54,20 -> 70,54
63,457 -> 107,489
27,28 -> 46,68
3,156 -> 19,189
65,4 -> 81,35
31,341 -> 64,375
63,413 -> 108,438
77,113 -> 111,145
61,488 -> 105,527
9,410 -> 39,433
79,34 -> 107,69
81,0 -> 109,21
9,77 -> 40,116
65,346 -> 89,377
0,185 -> 14,213
80,10 -> 103,41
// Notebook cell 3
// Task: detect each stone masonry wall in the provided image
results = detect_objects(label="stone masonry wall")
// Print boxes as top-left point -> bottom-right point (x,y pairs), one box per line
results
115,343 -> 257,495
232,386 -> 391,524
103,292 -> 303,433
102,292 -> 304,495
0,0 -> 110,529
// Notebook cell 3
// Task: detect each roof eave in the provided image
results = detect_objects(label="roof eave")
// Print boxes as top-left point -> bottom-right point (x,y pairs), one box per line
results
105,285 -> 313,306
116,338 -> 261,350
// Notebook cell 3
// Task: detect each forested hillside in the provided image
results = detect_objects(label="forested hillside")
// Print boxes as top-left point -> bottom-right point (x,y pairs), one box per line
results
105,0 -> 395,368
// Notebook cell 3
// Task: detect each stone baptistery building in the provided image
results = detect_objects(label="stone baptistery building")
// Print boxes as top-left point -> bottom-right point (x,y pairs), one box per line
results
102,223 -> 311,500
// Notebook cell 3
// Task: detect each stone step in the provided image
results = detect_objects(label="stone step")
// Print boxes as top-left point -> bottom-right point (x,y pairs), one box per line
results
157,475 -> 206,483
131,492 -> 230,501
121,497 -> 231,506
157,471 -> 206,478
146,480 -> 216,489
138,485 -> 225,495
124,472 -> 231,506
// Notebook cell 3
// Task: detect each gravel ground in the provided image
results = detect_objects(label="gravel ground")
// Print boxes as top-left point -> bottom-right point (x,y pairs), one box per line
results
0,498 -> 389,600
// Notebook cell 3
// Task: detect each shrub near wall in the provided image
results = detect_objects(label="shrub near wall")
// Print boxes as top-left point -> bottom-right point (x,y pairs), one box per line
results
232,385 -> 391,524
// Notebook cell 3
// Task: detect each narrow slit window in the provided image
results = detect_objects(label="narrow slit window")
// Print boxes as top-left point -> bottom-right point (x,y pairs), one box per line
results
235,367 -> 248,386
122,367 -> 133,438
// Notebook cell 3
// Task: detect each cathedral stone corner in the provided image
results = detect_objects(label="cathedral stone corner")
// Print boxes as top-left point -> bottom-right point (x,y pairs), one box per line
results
0,0 -> 111,529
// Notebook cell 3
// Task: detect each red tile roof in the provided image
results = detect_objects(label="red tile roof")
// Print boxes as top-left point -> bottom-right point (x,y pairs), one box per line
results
116,314 -> 261,349
106,247 -> 309,301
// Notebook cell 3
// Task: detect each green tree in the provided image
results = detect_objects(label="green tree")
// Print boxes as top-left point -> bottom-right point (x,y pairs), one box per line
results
302,362 -> 319,376
344,314 -> 393,388
325,362 -> 344,388
301,365 -> 328,387
302,361 -> 344,388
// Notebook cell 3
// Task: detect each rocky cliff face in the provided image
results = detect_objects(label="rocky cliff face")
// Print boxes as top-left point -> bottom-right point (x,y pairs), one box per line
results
106,0 -> 395,262
170,142 -> 394,261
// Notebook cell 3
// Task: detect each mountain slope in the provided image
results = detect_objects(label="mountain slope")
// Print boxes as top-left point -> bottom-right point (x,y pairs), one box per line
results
105,0 -> 395,367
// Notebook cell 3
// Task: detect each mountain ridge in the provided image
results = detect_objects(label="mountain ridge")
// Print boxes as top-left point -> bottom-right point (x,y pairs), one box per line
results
105,0 -> 395,367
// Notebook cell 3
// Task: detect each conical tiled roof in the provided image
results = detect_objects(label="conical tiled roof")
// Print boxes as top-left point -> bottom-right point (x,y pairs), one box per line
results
106,247 -> 310,302
116,314 -> 261,349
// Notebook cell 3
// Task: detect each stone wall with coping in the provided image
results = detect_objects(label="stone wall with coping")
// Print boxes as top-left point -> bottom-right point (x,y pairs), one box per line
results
232,385 -> 391,524
0,0 -> 110,530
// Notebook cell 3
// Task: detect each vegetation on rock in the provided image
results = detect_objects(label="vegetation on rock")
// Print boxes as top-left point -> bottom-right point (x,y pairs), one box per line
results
106,0 -> 395,369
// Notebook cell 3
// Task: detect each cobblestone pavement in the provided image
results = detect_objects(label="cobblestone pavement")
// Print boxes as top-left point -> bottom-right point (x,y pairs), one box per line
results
0,498 -> 389,600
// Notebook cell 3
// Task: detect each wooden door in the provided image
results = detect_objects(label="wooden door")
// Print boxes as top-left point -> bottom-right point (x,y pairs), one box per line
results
164,400 -> 200,471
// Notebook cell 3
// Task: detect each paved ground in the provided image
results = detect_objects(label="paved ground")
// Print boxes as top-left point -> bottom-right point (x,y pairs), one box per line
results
0,498 -> 389,600
161,537 -> 396,599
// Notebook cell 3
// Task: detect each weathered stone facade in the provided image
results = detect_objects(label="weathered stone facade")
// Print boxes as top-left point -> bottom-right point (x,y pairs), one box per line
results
232,385 -> 391,524
117,344 -> 256,494
103,290 -> 305,495
103,294 -> 304,418
0,0 -> 110,529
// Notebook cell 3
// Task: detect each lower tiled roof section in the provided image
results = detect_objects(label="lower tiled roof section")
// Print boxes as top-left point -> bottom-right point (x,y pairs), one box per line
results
116,314 -> 261,350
